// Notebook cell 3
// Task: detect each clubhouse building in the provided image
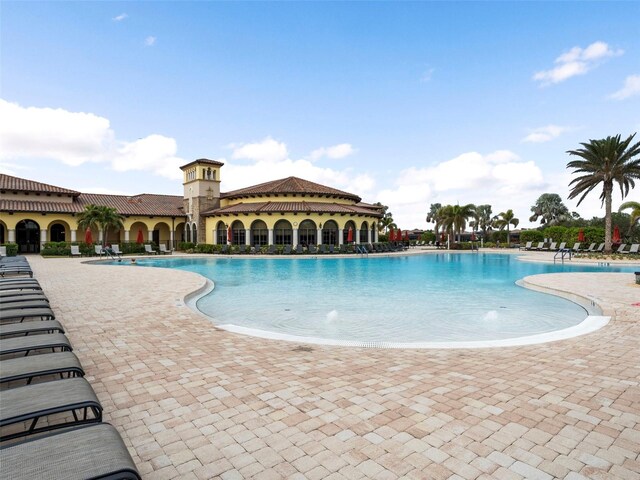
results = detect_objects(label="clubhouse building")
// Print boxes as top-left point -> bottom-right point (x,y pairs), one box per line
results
0,159 -> 382,253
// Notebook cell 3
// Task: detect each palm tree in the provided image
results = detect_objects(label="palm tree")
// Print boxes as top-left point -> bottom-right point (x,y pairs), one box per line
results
470,204 -> 493,239
440,204 -> 476,243
426,203 -> 443,236
529,193 -> 572,226
77,205 -> 125,247
493,209 -> 519,246
567,133 -> 640,253
619,200 -> 640,235
374,203 -> 395,234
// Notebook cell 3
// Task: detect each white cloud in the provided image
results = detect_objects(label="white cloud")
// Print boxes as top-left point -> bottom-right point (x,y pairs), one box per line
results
231,137 -> 288,163
309,143 -> 356,160
144,36 -> 156,47
0,99 -> 186,180
113,13 -> 128,22
522,125 -> 572,143
608,74 -> 640,100
533,41 -> 623,86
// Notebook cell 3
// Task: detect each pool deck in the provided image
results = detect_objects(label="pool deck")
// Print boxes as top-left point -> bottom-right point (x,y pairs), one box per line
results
25,252 -> 640,479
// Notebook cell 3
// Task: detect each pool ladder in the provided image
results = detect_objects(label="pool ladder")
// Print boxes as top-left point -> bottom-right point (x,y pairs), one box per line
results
554,248 -> 572,263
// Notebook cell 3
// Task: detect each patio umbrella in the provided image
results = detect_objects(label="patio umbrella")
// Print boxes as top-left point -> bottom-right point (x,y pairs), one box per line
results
388,227 -> 394,242
404,230 -> 409,242
84,227 -> 93,244
227,225 -> 232,243
577,229 -> 585,242
612,225 -> 621,243
347,227 -> 354,243
136,228 -> 144,244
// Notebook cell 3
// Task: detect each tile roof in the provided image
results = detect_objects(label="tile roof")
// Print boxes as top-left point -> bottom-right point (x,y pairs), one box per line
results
1,193 -> 185,217
204,201 -> 382,217
180,158 -> 225,170
221,177 -> 361,202
0,173 -> 80,196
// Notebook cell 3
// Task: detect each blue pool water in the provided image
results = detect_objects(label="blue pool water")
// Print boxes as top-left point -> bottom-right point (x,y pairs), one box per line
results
107,253 -> 636,344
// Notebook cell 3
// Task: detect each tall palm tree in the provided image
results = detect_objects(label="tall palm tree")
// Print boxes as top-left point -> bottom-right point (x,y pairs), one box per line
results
618,200 -> 640,234
77,205 -> 125,247
470,204 -> 493,239
529,193 -> 572,226
440,204 -> 476,243
493,209 -> 519,246
426,203 -> 442,235
567,133 -> 640,253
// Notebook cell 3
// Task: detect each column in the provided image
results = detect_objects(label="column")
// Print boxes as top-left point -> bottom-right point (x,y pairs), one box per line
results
40,229 -> 47,248
374,229 -> 379,243
8,229 -> 16,243
268,229 -> 274,245
317,228 -> 323,246
71,230 -> 77,242
148,230 -> 153,242
124,230 -> 130,242
212,230 -> 217,245
293,228 -> 299,246
99,230 -> 104,243
355,230 -> 360,244
245,229 -> 251,246
170,230 -> 175,248
338,229 -> 343,246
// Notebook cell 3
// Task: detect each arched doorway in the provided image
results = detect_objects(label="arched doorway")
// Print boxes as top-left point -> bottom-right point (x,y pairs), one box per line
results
274,220 -> 292,245
16,219 -> 40,253
216,221 -> 227,245
321,220 -> 339,246
343,221 -> 356,244
251,220 -> 268,246
0,223 -> 5,244
298,220 -> 316,246
360,221 -> 369,244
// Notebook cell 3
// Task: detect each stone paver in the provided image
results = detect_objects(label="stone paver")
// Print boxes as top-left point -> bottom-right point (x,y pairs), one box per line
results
22,253 -> 640,479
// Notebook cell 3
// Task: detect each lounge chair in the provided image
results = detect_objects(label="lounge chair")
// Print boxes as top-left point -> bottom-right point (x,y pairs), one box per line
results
0,283 -> 42,292
0,307 -> 55,323
329,245 -> 335,254
70,245 -> 82,257
0,246 -> 6,257
295,244 -> 303,254
266,245 -> 276,255
0,266 -> 33,278
0,299 -> 51,310
111,244 -> 123,255
159,244 -> 171,255
583,243 -> 596,252
533,242 -> 545,251
0,351 -> 84,386
542,242 -> 557,251
219,244 -> 229,254
0,320 -> 64,338
0,333 -> 72,358
556,242 -> 567,251
94,245 -> 104,257
596,243 -> 605,252
283,245 -> 292,255
319,244 -> 328,254
308,244 -> 317,254
520,242 -> 532,251
615,243 -> 627,254
236,245 -> 247,254
0,377 -> 102,442
144,244 -> 158,255
622,243 -> 639,254
0,293 -> 49,304
571,242 -> 581,252
0,423 -> 141,479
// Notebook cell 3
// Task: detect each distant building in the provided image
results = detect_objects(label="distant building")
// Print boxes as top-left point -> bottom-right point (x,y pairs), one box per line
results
0,159 -> 382,253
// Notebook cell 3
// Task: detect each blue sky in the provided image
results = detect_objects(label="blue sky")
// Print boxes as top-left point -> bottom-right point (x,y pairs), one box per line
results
1,1 -> 639,228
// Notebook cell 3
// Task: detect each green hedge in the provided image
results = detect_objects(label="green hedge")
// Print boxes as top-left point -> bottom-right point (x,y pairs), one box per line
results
520,230 -> 545,243
542,226 -> 605,245
0,243 -> 19,256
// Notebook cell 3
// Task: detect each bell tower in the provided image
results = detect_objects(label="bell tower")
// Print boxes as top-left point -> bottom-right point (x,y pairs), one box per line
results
180,158 -> 224,244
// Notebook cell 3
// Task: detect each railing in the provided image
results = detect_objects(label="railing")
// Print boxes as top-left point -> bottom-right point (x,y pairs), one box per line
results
554,248 -> 572,263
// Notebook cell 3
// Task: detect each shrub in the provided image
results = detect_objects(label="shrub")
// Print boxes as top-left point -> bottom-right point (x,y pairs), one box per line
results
178,242 -> 195,251
542,226 -> 567,242
491,230 -> 508,243
195,243 -> 216,254
1,243 -> 19,256
520,230 -> 544,243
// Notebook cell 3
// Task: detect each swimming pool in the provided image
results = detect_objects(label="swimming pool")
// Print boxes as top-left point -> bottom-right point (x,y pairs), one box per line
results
109,253 -> 636,347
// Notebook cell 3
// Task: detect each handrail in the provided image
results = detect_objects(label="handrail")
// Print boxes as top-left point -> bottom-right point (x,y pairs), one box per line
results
553,248 -> 572,264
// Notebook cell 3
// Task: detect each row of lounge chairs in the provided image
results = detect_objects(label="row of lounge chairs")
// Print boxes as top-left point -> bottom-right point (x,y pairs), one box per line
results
217,242 -> 408,255
0,256 -> 141,479
521,241 -> 640,255
70,243 -> 172,258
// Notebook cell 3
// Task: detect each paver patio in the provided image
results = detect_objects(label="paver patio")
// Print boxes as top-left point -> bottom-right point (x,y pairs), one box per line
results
23,253 -> 640,479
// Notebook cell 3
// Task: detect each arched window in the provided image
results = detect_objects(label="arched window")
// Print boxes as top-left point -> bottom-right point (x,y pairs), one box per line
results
321,220 -> 339,246
298,220 -> 316,246
274,220 -> 292,245
192,224 -> 198,244
216,221 -> 227,245
50,223 -> 66,242
371,222 -> 377,243
186,224 -> 191,243
231,220 -> 245,245
360,221 -> 369,244
251,220 -> 268,246
343,221 -> 356,244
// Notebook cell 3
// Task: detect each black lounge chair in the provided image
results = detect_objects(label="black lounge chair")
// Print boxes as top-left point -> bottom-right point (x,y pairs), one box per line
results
237,245 -> 248,254
0,299 -> 51,310
0,423 -> 140,479
0,320 -> 64,338
0,333 -> 72,358
0,351 -> 84,386
266,245 -> 276,255
0,267 -> 33,278
295,244 -> 303,254
1,307 -> 56,323
308,244 -> 318,254
0,277 -> 40,285
0,293 -> 49,304
329,245 -> 335,254
283,245 -> 292,255
219,245 -> 229,254
0,284 -> 42,292
0,378 -> 102,442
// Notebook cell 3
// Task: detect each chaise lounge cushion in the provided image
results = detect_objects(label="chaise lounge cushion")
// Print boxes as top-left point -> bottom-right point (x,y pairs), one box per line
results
0,351 -> 84,385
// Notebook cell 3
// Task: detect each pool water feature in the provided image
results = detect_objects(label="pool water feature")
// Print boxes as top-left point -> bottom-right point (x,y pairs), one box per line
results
111,253 -> 637,347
